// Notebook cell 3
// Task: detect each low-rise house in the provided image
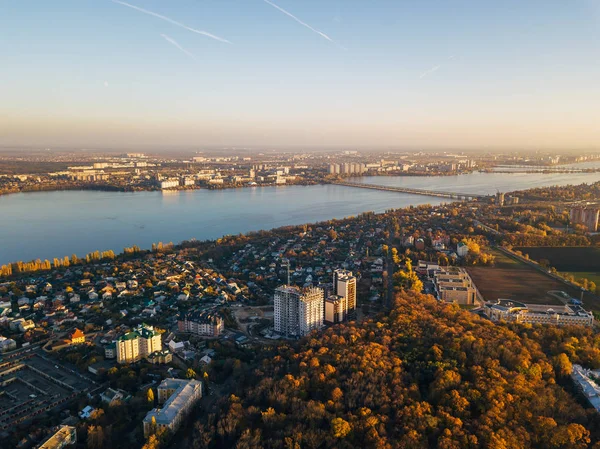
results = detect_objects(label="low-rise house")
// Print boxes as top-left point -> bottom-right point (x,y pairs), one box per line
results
100,388 -> 128,405
0,336 -> 17,352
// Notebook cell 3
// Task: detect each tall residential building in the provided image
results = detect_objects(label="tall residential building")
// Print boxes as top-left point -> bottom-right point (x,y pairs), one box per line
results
333,269 -> 357,316
143,378 -> 203,437
274,285 -> 324,337
116,324 -> 163,364
570,206 -> 600,232
325,295 -> 347,324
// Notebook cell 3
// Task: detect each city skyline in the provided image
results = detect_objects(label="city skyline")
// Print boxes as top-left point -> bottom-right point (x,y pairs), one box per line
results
1,0 -> 599,149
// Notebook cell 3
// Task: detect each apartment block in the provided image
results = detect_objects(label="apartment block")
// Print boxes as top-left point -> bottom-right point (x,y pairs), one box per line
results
143,378 -> 203,437
178,310 -> 224,337
325,295 -> 347,324
333,269 -> 357,315
433,267 -> 477,306
274,285 -> 324,337
116,324 -> 163,364
570,206 -> 600,232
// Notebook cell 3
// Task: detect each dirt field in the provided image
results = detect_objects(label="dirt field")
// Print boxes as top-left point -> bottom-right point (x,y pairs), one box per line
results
467,249 -> 600,310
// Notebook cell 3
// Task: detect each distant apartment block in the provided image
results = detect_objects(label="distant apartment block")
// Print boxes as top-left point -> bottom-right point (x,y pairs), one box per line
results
333,269 -> 357,315
143,378 -> 203,437
433,267 -> 477,306
116,324 -> 163,364
274,285 -> 324,337
484,299 -> 594,327
178,310 -> 224,337
570,206 -> 600,232
38,426 -> 77,449
159,179 -> 180,190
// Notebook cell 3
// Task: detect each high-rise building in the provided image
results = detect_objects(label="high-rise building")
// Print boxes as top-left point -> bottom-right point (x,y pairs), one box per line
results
116,324 -> 163,364
274,285 -> 324,337
570,206 -> 600,232
496,192 -> 505,206
333,269 -> 357,316
325,295 -> 347,324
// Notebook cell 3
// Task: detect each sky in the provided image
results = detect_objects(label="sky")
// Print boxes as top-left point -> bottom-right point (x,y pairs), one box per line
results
0,0 -> 599,150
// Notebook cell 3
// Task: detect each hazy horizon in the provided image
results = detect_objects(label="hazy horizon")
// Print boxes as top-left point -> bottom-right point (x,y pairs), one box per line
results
2,0 -> 600,149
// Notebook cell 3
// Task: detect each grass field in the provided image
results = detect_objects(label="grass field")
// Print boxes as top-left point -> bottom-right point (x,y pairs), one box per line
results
467,249 -> 600,311
513,247 -> 600,272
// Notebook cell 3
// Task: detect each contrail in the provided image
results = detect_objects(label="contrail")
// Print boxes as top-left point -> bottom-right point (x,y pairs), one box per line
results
112,0 -> 231,44
419,65 -> 441,79
161,34 -> 196,60
263,0 -> 344,49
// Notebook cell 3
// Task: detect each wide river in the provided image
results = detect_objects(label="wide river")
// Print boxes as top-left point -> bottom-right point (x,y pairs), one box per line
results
1,170 -> 599,265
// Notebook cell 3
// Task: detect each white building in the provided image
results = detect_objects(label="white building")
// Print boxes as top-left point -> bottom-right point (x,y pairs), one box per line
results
274,285 -> 324,337
485,299 -> 594,327
143,378 -> 203,437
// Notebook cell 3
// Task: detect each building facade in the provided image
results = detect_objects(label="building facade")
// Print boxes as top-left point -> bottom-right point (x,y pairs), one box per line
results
570,206 -> 600,232
333,269 -> 357,316
178,310 -> 224,337
274,285 -> 324,337
433,267 -> 477,306
143,379 -> 203,437
116,324 -> 163,364
325,295 -> 347,324
485,299 -> 594,327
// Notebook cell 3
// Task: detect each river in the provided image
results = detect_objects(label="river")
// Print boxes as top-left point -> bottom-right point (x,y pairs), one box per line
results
1,170 -> 599,265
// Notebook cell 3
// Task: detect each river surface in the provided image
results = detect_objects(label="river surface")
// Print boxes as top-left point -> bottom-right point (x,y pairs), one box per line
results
1,169 -> 599,265
354,171 -> 600,195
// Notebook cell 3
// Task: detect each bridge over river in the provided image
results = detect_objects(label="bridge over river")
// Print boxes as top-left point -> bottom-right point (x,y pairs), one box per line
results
333,181 -> 491,201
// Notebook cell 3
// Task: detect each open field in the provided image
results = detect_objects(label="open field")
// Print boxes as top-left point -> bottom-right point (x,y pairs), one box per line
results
467,249 -> 600,311
561,272 -> 600,286
513,247 -> 600,272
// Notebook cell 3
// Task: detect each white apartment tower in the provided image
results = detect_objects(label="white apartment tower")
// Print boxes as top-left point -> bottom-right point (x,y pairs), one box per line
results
274,285 -> 324,337
333,269 -> 357,316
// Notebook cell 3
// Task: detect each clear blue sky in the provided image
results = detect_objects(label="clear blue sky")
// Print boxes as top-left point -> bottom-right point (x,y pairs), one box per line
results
1,0 -> 599,149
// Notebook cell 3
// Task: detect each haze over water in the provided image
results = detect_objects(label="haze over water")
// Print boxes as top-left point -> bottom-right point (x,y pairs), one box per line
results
1,170 -> 598,265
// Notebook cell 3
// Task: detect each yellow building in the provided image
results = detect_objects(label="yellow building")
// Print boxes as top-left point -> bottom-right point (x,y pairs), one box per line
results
69,329 -> 85,344
116,324 -> 162,364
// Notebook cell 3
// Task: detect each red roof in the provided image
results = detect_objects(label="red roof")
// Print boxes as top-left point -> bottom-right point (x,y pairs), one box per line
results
70,329 -> 85,340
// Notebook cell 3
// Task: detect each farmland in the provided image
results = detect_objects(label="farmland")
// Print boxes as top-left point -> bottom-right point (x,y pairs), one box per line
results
467,249 -> 600,311
512,247 -> 600,272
